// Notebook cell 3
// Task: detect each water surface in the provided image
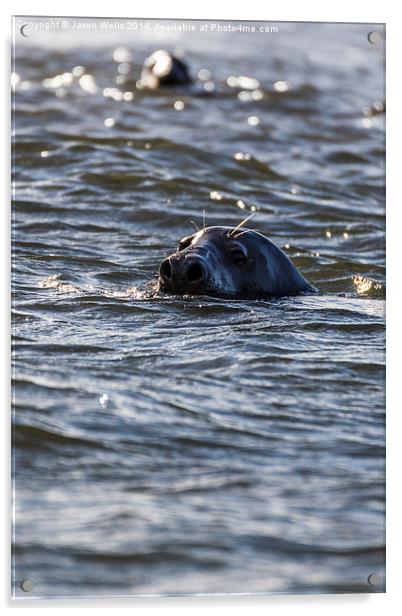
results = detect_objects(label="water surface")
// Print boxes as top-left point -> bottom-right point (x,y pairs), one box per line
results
12,19 -> 385,598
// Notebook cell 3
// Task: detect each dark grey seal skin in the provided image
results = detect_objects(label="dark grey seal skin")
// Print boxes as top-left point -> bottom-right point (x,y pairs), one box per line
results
139,50 -> 192,89
158,226 -> 317,299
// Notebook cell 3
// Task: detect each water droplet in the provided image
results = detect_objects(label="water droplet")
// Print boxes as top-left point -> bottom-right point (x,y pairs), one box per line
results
11,72 -> 20,90
227,75 -> 260,90
236,199 -> 246,210
251,89 -> 263,101
72,65 -> 85,77
210,191 -> 223,201
123,91 -> 134,102
234,152 -> 251,161
99,394 -> 109,408
203,81 -> 215,93
61,72 -> 73,86
113,46 -> 132,63
103,88 -> 123,101
79,74 -> 98,94
43,75 -> 63,89
238,90 -> 252,102
118,62 -> 131,75
343,232 -> 349,239
247,115 -> 260,126
104,118 -> 115,128
198,68 -> 211,81
325,230 -> 332,238
273,80 -> 291,93
173,100 -> 185,111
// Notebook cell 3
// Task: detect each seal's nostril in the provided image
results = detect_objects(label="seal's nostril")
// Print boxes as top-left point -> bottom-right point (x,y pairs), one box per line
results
186,262 -> 204,283
160,258 -> 172,280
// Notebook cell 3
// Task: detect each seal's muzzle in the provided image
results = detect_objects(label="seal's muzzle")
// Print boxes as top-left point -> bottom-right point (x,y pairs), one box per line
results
159,254 -> 208,293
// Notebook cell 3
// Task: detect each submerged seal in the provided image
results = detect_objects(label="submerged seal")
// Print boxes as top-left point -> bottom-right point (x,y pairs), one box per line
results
140,50 -> 192,89
158,225 -> 316,299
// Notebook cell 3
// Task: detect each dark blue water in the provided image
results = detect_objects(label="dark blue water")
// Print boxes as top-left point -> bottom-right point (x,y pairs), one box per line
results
12,19 -> 385,598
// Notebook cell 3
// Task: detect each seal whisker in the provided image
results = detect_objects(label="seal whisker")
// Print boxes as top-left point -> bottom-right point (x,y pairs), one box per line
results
203,209 -> 207,230
189,220 -> 200,232
227,213 -> 256,237
235,229 -> 257,238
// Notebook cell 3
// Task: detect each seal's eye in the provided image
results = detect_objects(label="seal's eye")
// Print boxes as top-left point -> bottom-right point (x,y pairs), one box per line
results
230,247 -> 247,265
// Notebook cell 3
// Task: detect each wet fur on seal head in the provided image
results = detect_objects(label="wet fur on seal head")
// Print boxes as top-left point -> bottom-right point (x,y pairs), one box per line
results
158,226 -> 317,299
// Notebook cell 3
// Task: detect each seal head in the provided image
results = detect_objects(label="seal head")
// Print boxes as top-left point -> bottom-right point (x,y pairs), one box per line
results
140,50 -> 192,89
158,226 -> 316,299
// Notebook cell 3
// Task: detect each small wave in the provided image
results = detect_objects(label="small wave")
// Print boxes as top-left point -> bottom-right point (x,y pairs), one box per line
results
36,274 -> 154,300
13,423 -> 110,452
353,275 -> 385,298
326,151 -> 369,164
242,534 -> 385,558
37,274 -> 80,294
62,546 -> 226,569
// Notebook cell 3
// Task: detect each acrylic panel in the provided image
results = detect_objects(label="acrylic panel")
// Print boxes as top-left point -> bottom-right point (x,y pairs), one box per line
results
11,17 -> 385,599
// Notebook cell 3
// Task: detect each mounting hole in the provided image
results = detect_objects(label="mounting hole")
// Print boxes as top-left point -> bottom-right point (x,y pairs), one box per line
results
20,579 -> 34,592
368,31 -> 380,44
367,573 -> 381,587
